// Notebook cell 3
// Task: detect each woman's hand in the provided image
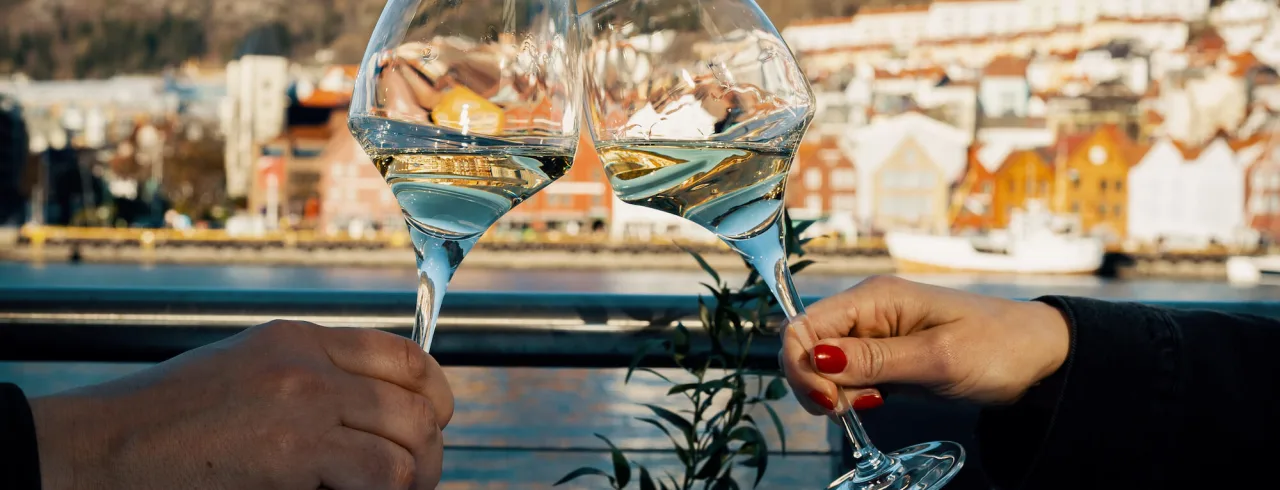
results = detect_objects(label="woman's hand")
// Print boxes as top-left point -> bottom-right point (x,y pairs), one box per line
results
30,320 -> 454,490
780,275 -> 1070,414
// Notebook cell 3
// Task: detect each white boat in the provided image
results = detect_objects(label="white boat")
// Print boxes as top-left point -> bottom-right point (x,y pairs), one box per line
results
1226,255 -> 1280,284
884,201 -> 1105,275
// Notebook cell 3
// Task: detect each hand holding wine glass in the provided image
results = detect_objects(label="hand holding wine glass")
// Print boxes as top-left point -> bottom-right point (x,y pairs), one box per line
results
349,0 -> 581,350
579,0 -> 964,488
780,275 -> 1072,411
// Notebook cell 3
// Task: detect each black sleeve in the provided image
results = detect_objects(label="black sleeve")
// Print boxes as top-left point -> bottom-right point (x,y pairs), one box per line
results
0,383 -> 41,490
976,296 -> 1280,490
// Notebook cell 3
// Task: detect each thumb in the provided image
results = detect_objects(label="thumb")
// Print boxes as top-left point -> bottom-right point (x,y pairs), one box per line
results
811,334 -> 947,388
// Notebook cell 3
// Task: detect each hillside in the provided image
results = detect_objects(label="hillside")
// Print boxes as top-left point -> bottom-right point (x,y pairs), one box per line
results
0,0 -> 917,80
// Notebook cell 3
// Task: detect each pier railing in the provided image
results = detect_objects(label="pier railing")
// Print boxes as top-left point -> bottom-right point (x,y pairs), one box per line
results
4,289 -> 1280,489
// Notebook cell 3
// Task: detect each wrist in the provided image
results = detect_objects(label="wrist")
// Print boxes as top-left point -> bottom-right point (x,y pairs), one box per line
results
30,395 -> 116,490
1021,300 -> 1071,386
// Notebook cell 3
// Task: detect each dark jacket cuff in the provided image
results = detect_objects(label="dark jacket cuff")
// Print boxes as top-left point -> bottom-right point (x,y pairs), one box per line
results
976,296 -> 1181,490
0,383 -> 42,490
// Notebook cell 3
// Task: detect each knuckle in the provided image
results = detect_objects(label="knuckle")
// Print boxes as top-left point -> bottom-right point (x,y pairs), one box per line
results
263,364 -> 329,401
850,340 -> 886,382
385,451 -> 416,490
858,274 -> 901,291
399,337 -> 429,384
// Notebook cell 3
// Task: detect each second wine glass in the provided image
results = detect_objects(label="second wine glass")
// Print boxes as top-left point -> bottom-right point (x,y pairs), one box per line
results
349,0 -> 581,351
578,0 -> 965,488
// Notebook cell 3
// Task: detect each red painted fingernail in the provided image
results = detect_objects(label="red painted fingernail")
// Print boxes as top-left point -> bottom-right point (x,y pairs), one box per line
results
807,389 -> 836,411
813,345 -> 847,374
853,393 -> 884,411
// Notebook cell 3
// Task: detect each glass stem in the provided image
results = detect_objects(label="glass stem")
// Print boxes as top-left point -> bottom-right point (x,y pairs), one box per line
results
725,214 -> 895,479
407,220 -> 479,352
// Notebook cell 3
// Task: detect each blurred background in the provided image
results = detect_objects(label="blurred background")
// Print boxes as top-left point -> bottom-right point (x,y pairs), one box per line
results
3,0 -> 1280,488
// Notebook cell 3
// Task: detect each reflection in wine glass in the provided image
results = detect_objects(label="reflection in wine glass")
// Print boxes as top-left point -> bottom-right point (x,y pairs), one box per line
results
349,0 -> 581,350
579,1 -> 965,488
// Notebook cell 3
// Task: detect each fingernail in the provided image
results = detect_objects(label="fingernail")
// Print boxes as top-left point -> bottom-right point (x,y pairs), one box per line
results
807,389 -> 836,411
813,344 -> 847,374
852,393 -> 884,411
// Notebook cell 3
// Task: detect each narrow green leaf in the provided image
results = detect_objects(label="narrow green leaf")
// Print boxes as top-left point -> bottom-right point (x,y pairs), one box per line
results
751,438 -> 769,487
643,404 -> 695,440
712,473 -> 741,490
672,323 -> 691,355
791,217 -> 818,236
638,464 -> 657,490
594,434 -> 631,488
763,377 -> 788,401
694,442 -> 725,479
627,339 -> 668,384
788,259 -> 816,276
554,467 -> 614,487
636,417 -> 688,465
631,367 -> 673,383
667,383 -> 700,396
761,403 -> 788,455
680,243 -> 721,285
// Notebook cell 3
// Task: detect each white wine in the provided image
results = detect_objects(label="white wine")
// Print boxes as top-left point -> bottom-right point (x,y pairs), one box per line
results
372,148 -> 573,240
596,140 -> 794,239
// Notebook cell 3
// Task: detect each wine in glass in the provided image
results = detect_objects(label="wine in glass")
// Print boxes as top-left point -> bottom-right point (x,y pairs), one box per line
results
349,0 -> 581,350
578,1 -> 965,488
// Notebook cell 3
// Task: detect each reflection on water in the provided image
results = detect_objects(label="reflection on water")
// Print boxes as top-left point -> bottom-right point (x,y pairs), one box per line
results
0,362 -> 835,488
4,262 -> 1280,301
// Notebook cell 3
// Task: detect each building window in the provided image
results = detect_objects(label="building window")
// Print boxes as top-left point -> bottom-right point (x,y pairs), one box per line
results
1100,180 -> 1108,192
1251,195 -> 1268,214
1071,201 -> 1080,213
805,169 -> 822,190
1114,204 -> 1123,217
1115,180 -> 1123,192
832,194 -> 857,212
982,182 -> 993,194
1098,204 -> 1107,217
805,195 -> 823,211
831,169 -> 856,190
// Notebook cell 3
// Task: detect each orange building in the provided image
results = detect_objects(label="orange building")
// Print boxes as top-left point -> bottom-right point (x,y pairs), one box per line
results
992,149 -> 1055,228
786,134 -> 858,224
502,131 -> 612,235
948,147 -> 997,233
1050,125 -> 1147,242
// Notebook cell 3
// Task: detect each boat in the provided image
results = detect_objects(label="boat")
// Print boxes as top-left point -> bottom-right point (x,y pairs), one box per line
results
884,200 -> 1105,275
1226,255 -> 1280,284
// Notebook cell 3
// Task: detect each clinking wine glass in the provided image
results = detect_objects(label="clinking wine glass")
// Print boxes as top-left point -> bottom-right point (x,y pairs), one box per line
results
349,0 -> 581,350
578,0 -> 965,488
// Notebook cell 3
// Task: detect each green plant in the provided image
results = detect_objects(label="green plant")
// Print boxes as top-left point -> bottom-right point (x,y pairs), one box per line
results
555,212 -> 819,490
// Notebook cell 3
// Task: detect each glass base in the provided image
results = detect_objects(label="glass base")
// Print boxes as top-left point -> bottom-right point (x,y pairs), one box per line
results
828,441 -> 964,490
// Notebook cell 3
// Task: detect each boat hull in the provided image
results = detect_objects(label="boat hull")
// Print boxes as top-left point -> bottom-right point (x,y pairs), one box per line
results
885,231 -> 1105,275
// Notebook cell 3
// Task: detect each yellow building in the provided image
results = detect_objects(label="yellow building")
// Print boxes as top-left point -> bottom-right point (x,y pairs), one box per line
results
993,149 -> 1055,228
1050,125 -> 1147,242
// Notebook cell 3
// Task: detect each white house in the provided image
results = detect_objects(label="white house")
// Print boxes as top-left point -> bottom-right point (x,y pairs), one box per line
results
848,112 -> 970,230
1129,137 -> 1250,247
1211,0 -> 1277,54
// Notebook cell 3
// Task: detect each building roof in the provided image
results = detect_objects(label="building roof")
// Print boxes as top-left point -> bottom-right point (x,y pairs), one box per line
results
857,4 -> 930,15
983,55 -> 1029,77
788,17 -> 853,27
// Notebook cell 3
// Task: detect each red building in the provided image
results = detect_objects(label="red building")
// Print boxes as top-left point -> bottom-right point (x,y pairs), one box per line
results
1246,133 -> 1280,244
785,134 -> 858,238
501,131 -> 612,236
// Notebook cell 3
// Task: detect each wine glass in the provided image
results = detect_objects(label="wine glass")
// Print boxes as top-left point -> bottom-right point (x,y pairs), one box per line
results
578,1 -> 965,488
349,0 -> 581,351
